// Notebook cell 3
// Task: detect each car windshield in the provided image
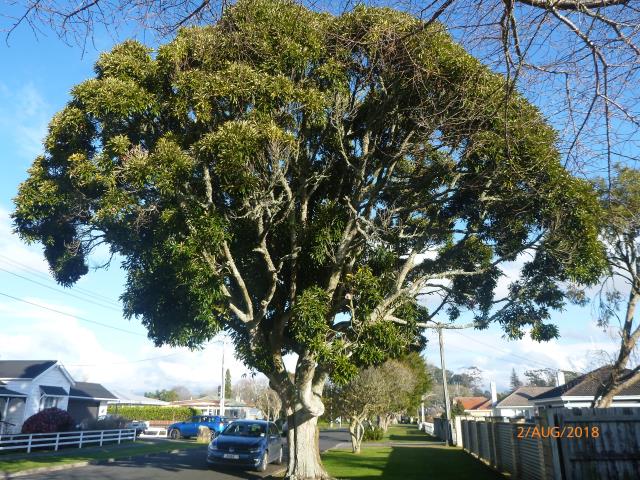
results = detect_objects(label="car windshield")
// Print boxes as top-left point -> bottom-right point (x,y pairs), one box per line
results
221,422 -> 266,437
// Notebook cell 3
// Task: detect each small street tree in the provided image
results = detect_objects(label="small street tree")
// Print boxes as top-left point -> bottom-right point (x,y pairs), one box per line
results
12,1 -> 605,478
377,353 -> 431,431
235,377 -> 282,421
332,360 -> 417,453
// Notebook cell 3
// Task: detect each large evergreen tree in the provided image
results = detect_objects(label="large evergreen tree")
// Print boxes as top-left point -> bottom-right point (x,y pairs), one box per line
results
510,368 -> 522,391
13,1 -> 605,477
225,369 -> 233,400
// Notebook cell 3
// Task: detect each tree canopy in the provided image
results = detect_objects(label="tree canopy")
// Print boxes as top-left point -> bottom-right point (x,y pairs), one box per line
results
12,1 -> 606,477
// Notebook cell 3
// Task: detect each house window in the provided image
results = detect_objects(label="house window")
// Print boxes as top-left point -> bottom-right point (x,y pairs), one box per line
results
40,396 -> 58,410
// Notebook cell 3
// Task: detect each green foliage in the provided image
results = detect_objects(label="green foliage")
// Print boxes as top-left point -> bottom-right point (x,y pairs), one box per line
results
145,389 -> 179,402
399,353 -> 433,412
225,369 -> 233,399
13,0 -> 605,402
510,368 -> 523,391
524,369 -> 556,387
450,401 -> 466,419
362,425 -> 384,441
290,286 -> 331,354
106,406 -> 197,421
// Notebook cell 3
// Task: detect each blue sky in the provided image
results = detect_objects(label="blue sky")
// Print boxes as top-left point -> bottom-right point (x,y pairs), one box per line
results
0,13 -> 622,395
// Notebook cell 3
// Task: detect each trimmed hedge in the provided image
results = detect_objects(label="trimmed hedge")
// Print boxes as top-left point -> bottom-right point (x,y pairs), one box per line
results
107,406 -> 197,421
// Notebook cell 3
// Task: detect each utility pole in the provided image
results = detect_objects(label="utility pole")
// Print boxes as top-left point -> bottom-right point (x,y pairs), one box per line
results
438,326 -> 452,445
220,339 -> 226,416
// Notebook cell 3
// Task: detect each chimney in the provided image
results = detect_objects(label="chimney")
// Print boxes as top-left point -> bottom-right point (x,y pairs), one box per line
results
556,371 -> 566,387
490,381 -> 497,406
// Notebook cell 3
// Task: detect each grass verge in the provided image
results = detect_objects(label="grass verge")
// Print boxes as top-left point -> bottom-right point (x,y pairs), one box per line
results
322,444 -> 505,480
0,440 -> 203,474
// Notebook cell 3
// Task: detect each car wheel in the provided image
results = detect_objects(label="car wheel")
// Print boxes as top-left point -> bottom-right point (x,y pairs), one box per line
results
169,429 -> 181,440
275,447 -> 283,465
257,451 -> 269,472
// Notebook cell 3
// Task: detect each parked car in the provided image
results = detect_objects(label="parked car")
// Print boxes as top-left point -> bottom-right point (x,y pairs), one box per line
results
206,420 -> 283,472
168,415 -> 229,439
125,420 -> 148,437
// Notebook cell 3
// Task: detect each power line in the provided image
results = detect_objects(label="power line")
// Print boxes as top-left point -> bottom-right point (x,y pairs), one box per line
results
0,254 -> 121,307
0,291 -> 145,337
447,329 -> 560,371
66,352 -> 183,366
0,266 -> 121,312
64,338 -> 226,367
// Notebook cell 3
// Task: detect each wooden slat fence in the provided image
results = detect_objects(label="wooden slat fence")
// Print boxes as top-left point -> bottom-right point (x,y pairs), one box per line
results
459,408 -> 640,479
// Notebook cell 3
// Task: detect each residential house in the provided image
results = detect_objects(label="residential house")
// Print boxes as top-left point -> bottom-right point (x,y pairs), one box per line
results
107,388 -> 170,407
494,386 -> 553,419
0,360 -> 117,434
170,396 -> 262,419
68,382 -> 118,425
531,366 -> 640,409
452,396 -> 494,418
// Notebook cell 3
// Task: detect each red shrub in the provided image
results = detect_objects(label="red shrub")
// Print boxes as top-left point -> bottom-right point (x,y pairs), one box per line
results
21,408 -> 75,434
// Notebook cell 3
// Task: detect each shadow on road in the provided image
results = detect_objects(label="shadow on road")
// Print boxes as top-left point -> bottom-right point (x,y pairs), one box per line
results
17,446 -> 280,480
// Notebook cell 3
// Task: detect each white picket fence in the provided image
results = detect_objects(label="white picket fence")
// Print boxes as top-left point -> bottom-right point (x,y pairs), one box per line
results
0,428 -> 136,453
420,422 -> 435,435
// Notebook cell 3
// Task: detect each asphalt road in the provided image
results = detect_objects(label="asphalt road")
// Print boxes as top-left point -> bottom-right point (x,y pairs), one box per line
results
17,429 -> 350,480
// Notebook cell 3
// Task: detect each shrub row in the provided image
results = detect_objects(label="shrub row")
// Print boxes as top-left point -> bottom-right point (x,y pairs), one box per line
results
106,405 -> 197,421
363,425 -> 384,441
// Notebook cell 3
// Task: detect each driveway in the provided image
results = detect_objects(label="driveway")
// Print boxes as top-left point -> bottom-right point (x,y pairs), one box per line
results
16,430 -> 350,480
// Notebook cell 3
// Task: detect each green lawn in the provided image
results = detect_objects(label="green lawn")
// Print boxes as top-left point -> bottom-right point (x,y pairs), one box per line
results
322,425 -> 504,480
0,440 -> 203,474
323,445 -> 504,480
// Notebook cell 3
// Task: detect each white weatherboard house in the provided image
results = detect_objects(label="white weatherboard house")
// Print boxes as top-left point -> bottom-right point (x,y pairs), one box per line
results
0,360 -> 117,435
531,366 -> 640,409
494,386 -> 553,419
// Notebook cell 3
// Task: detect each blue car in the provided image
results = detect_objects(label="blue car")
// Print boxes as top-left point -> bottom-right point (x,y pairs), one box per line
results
207,420 -> 284,472
168,415 -> 229,439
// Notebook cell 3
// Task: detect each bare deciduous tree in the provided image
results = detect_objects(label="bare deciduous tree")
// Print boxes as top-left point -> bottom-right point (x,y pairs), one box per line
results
235,377 -> 282,420
590,166 -> 640,406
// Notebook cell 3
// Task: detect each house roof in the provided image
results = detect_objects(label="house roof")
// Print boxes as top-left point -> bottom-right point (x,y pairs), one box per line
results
107,388 -> 168,406
496,387 -> 553,408
40,385 -> 68,396
453,396 -> 492,410
169,397 -> 253,408
0,387 -> 27,397
533,366 -> 640,402
0,360 -> 56,379
171,398 -> 220,407
70,382 -> 117,400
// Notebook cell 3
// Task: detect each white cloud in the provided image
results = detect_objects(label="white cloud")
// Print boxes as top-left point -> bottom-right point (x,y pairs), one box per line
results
424,323 -> 619,392
0,205 -> 49,274
0,82 -> 50,160
0,294 -> 254,395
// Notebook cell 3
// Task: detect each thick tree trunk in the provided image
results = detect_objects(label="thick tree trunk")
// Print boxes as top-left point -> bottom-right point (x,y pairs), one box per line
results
348,418 -> 364,454
276,356 -> 334,480
378,414 -> 393,432
285,408 -> 333,479
593,289 -> 640,407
